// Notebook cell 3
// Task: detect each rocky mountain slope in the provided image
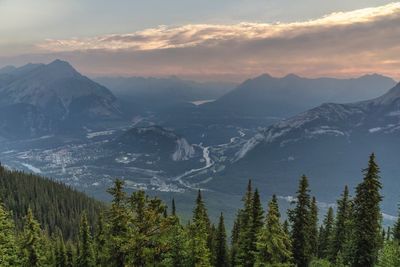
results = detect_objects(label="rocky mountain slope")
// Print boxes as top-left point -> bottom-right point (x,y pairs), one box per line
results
0,60 -> 122,138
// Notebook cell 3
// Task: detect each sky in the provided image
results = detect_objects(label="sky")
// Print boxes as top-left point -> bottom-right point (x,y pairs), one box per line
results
1,0 -> 400,81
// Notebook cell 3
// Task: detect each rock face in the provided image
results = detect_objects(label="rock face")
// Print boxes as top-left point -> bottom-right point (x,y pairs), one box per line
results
0,60 -> 121,138
112,126 -> 195,162
211,83 -> 400,213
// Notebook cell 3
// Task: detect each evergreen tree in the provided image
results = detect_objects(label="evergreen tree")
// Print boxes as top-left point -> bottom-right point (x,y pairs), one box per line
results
393,204 -> 400,242
189,190 -> 212,267
21,208 -> 45,267
94,213 -> 107,266
76,212 -> 95,267
309,197 -> 319,257
283,220 -> 290,236
353,153 -> 383,267
65,242 -> 74,267
289,175 -> 312,267
376,241 -> 400,267
106,179 -> 129,267
0,203 -> 20,266
230,213 -> 241,267
330,186 -> 353,262
162,216 -> 190,267
172,198 -> 177,217
255,195 -> 292,266
318,207 -> 334,259
189,190 -> 211,267
215,213 -> 229,267
55,229 -> 67,267
237,180 -> 259,267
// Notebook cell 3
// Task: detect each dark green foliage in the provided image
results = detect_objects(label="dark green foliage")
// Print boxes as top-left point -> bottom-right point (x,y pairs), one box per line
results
289,175 -> 312,267
330,186 -> 353,262
309,197 -> 319,257
55,229 -> 68,267
1,153 -> 399,267
393,205 -> 400,242
94,213 -> 107,267
76,212 -> 94,267
353,153 -> 383,267
235,181 -> 264,267
0,165 -> 103,239
0,202 -> 20,266
21,208 -> 46,267
189,189 -> 212,266
215,213 -> 229,267
255,195 -> 292,266
106,179 -> 129,267
318,207 -> 334,259
376,241 -> 400,267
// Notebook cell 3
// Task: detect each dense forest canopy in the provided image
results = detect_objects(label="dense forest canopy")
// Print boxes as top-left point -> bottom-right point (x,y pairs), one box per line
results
1,153 -> 400,266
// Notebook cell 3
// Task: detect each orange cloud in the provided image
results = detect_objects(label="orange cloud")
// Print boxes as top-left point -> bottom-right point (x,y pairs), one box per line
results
4,2 -> 400,81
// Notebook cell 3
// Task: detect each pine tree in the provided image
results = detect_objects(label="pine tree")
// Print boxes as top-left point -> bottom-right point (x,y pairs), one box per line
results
393,204 -> 400,242
255,195 -> 292,266
230,213 -> 241,267
309,197 -> 319,257
237,180 -> 258,267
376,241 -> 400,267
248,189 -> 264,265
65,242 -> 74,267
318,207 -> 334,259
289,175 -> 312,267
353,153 -> 383,267
189,190 -> 212,266
215,213 -> 229,267
106,179 -> 129,267
162,216 -> 190,267
76,212 -> 94,267
55,229 -> 67,267
172,198 -> 177,217
330,186 -> 353,262
94,213 -> 107,266
21,208 -> 45,267
0,203 -> 20,266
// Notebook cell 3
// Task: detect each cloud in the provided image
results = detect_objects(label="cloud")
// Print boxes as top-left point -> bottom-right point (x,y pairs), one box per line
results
5,2 -> 400,81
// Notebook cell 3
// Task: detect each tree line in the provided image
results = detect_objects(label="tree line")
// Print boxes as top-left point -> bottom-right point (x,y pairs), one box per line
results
1,153 -> 400,266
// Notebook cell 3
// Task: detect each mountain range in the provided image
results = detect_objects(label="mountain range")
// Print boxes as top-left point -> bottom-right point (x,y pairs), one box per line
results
209,81 -> 400,213
1,59 -> 399,218
94,76 -> 235,113
202,73 -> 396,118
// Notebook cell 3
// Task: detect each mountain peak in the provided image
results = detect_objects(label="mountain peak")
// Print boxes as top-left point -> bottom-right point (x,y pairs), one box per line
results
283,73 -> 302,79
44,59 -> 80,79
48,59 -> 75,70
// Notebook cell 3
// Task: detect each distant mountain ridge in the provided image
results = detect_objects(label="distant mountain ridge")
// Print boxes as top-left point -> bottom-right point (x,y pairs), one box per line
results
203,73 -> 397,118
211,82 -> 400,213
0,60 -> 122,139
94,76 -> 235,113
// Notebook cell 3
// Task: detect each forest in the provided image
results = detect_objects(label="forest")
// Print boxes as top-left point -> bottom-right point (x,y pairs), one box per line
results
1,153 -> 400,267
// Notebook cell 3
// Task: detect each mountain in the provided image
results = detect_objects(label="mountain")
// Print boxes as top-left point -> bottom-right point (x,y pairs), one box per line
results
94,76 -> 235,113
102,125 -> 204,177
210,82 -> 400,213
203,73 -> 397,118
0,60 -> 122,139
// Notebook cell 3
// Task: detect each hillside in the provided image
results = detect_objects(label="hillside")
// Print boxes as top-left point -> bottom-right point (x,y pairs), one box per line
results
0,164 -> 104,239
